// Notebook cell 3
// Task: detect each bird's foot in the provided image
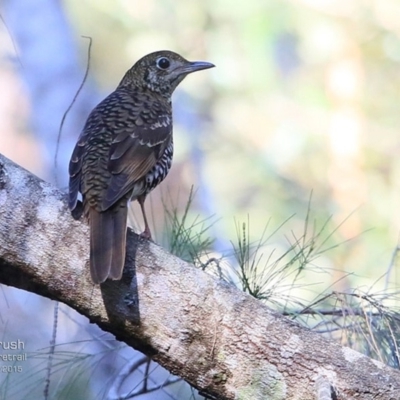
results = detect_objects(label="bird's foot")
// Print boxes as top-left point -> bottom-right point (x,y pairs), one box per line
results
139,228 -> 152,241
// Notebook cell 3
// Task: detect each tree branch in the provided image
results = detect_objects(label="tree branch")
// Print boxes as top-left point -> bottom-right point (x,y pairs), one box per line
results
0,153 -> 399,400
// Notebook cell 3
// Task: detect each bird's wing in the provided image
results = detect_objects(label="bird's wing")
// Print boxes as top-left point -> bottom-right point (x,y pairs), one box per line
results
68,131 -> 87,212
68,108 -> 105,215
102,113 -> 172,211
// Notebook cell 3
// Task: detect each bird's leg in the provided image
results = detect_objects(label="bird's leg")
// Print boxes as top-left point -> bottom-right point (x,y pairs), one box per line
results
138,195 -> 152,240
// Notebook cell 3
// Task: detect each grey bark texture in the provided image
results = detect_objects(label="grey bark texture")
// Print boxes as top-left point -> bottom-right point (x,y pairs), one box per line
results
0,152 -> 399,400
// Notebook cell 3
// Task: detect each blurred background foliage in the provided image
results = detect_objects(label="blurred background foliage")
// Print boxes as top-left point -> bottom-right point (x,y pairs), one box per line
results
1,0 -> 400,398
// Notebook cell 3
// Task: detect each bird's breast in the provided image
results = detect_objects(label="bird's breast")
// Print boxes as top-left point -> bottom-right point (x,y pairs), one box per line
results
143,141 -> 174,193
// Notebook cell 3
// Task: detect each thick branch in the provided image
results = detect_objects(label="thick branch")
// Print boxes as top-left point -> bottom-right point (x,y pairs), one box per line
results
0,153 -> 399,400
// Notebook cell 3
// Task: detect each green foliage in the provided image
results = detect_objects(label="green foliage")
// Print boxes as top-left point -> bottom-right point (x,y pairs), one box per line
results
162,187 -> 215,265
163,190 -> 400,371
291,290 -> 400,369
0,346 -> 93,400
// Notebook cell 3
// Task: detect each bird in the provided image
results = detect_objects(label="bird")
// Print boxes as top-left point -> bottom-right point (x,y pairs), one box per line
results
68,50 -> 214,284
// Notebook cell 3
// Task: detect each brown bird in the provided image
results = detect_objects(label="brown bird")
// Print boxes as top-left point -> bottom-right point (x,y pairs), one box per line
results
68,50 -> 214,284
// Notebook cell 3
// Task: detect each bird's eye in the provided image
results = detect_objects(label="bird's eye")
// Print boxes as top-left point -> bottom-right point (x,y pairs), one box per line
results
156,57 -> 170,70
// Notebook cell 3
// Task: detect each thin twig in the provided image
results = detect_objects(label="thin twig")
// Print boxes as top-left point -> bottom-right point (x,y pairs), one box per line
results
44,302 -> 59,399
53,35 -> 92,186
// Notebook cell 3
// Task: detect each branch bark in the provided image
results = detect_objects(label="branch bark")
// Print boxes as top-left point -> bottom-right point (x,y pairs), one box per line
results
0,153 -> 399,400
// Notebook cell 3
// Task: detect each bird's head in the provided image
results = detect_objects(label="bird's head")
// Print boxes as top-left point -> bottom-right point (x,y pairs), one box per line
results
120,50 -> 214,95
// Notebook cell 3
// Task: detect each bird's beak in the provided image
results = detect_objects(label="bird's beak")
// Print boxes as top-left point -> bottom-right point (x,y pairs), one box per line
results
176,61 -> 215,76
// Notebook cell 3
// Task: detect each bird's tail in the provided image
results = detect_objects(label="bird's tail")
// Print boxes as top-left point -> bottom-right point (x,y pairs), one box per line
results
89,206 -> 128,284
109,206 -> 128,280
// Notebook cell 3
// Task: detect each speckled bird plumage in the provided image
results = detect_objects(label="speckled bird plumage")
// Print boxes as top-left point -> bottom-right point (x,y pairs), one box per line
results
68,50 -> 214,284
